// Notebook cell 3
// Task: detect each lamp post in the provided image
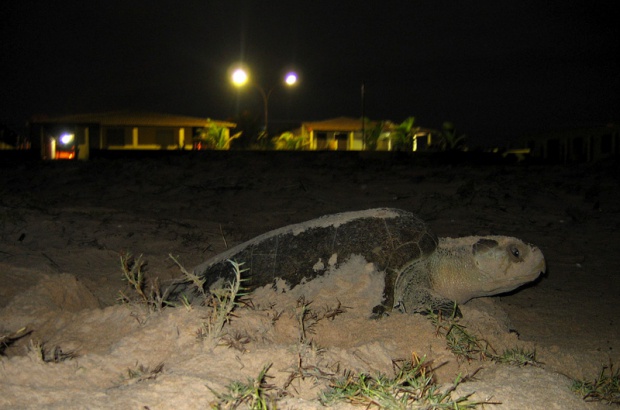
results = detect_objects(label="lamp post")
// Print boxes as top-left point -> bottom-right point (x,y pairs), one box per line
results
231,67 -> 298,135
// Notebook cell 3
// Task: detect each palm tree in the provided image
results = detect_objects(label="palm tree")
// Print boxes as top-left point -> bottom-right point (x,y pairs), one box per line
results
390,117 -> 415,151
195,121 -> 241,150
273,132 -> 308,150
438,121 -> 466,151
363,119 -> 384,151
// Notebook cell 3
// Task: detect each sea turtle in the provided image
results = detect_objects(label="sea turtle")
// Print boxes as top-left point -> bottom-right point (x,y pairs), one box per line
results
168,208 -> 545,316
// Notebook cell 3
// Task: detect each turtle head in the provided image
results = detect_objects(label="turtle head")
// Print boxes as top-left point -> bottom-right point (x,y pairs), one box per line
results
431,235 -> 545,304
471,236 -> 546,298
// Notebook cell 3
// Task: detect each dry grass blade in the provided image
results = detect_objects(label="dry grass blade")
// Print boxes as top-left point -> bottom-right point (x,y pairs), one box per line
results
44,345 -> 78,363
25,340 -> 78,363
294,297 -> 350,344
220,330 -> 252,353
0,327 -> 31,355
119,362 -> 165,386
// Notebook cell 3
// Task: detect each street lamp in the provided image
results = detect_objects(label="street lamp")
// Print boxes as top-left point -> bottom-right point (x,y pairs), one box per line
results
231,68 -> 249,86
230,66 -> 298,134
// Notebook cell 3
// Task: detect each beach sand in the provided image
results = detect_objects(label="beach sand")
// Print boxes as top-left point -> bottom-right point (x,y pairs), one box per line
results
1,151 -> 618,409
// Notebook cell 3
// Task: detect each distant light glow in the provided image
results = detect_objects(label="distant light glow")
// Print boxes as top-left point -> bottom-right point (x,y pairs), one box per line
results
285,72 -> 297,86
60,133 -> 74,145
231,68 -> 249,86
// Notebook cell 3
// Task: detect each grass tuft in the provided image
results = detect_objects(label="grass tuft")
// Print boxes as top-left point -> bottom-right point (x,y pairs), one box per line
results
196,260 -> 248,346
118,253 -> 247,344
571,361 -> 620,404
428,310 -> 494,363
495,347 -> 538,367
210,363 -> 281,409
319,353 -> 481,409
428,310 -> 539,366
118,252 -> 174,311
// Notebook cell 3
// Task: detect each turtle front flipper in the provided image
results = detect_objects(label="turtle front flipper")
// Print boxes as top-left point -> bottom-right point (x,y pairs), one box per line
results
369,300 -> 459,320
393,261 -> 462,317
394,287 -> 462,318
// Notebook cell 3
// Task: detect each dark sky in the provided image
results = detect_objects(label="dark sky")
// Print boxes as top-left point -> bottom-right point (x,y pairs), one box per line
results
1,1 -> 618,146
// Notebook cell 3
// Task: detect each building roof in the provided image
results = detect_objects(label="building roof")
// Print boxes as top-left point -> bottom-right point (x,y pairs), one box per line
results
30,111 -> 236,128
302,117 -> 370,132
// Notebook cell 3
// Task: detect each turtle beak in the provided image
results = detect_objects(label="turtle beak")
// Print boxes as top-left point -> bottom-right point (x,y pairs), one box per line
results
529,244 -> 546,277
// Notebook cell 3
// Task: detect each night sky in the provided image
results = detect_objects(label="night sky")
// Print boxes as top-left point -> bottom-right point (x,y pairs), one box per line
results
1,1 -> 618,147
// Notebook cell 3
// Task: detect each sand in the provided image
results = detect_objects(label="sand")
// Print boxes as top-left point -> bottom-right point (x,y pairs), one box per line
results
0,151 -> 618,409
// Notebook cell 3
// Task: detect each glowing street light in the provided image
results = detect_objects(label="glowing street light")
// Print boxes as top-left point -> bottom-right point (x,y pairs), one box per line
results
284,72 -> 297,86
230,65 -> 298,134
231,68 -> 249,87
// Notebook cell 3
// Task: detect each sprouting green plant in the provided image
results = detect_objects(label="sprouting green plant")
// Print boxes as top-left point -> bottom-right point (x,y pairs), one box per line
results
196,260 -> 248,345
210,363 -> 279,409
118,252 -> 173,311
180,294 -> 193,311
169,253 -> 208,303
319,353 -> 480,409
571,361 -> 620,404
119,252 -> 147,302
